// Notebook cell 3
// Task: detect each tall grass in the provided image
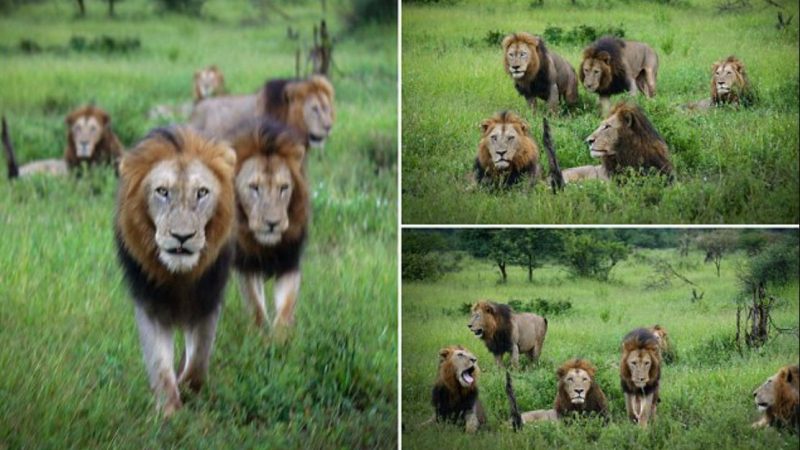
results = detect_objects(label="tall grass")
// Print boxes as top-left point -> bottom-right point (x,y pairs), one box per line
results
402,246 -> 800,449
0,1 -> 397,447
401,0 -> 799,224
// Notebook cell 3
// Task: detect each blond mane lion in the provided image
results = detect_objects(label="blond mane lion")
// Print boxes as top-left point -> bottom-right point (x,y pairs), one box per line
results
115,126 -> 237,416
711,56 -> 755,107
2,105 -> 123,179
431,345 -> 486,433
473,111 -> 541,187
752,364 -> 800,432
467,300 -> 547,367
502,32 -> 578,114
620,328 -> 662,428
194,65 -> 226,102
229,118 -> 309,338
511,358 -> 609,424
580,37 -> 658,115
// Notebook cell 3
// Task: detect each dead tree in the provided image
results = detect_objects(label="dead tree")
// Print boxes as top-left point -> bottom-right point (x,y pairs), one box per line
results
1,117 -> 20,179
76,0 -> 86,16
542,117 -> 564,193
308,20 -> 333,76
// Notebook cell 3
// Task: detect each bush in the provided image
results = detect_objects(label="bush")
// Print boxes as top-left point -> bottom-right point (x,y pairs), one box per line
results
543,24 -> 625,46
346,0 -> 397,29
508,298 -> 572,316
402,253 -> 443,281
154,0 -> 205,15
562,232 -> 630,280
740,234 -> 800,289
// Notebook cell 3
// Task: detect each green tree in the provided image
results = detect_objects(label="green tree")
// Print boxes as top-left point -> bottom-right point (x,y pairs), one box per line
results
696,230 -> 738,277
561,231 -> 630,281
511,229 -> 561,282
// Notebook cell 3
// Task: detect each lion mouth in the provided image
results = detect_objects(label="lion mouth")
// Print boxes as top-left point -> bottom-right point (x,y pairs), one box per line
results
494,159 -> 510,169
254,230 -> 282,245
165,246 -> 195,256
716,86 -> 730,94
589,149 -> 606,158
757,402 -> 769,411
460,366 -> 476,386
510,70 -> 525,79
571,396 -> 585,404
472,328 -> 484,337
308,134 -> 326,147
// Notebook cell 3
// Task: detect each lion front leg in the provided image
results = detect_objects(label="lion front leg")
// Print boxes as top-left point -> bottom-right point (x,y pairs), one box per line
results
527,96 -> 537,116
627,76 -> 639,96
177,305 -> 221,392
637,393 -> 655,428
134,304 -> 182,417
624,392 -> 637,422
751,415 -> 769,428
272,270 -> 301,336
465,409 -> 480,433
511,344 -> 521,369
644,67 -> 657,97
547,84 -> 559,114
238,272 -> 268,327
599,96 -> 611,117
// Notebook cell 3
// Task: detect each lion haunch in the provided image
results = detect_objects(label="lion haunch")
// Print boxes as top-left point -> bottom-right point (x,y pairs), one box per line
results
432,345 -> 486,433
468,300 -> 547,367
115,126 -> 237,417
620,328 -> 662,428
473,111 -> 541,187
502,32 -> 578,114
229,118 -> 310,337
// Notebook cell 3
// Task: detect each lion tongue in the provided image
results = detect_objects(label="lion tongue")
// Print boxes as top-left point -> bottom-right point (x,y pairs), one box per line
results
463,372 -> 474,385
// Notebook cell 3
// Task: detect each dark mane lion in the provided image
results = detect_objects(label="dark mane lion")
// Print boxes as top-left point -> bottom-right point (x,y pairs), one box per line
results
431,345 -> 486,433
620,327 -> 662,427
580,37 -> 629,96
753,364 -> 800,432
711,55 -> 755,107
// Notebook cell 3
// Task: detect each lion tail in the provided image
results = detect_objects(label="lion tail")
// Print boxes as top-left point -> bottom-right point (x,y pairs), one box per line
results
543,117 -> 563,193
1,116 -> 20,180
506,370 -> 522,431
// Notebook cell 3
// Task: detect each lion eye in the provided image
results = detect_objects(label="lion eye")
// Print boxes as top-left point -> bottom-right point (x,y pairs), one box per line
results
491,135 -> 498,142
594,69 -> 600,74
507,136 -> 515,141
280,184 -> 290,193
631,361 -> 637,366
155,187 -> 169,198
567,377 -> 573,382
197,187 -> 209,199
312,105 -> 320,113
249,183 -> 260,193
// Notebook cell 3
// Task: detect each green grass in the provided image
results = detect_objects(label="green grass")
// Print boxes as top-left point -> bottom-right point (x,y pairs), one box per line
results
402,245 -> 800,449
401,0 -> 800,224
0,1 -> 397,448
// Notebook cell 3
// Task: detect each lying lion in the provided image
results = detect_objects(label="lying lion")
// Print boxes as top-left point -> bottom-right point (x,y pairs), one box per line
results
684,56 -> 756,111
752,364 -> 799,433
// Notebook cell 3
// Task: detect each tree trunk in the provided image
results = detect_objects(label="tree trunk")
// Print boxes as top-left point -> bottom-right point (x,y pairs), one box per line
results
527,254 -> 533,282
76,0 -> 86,16
714,257 -> 721,277
108,0 -> 115,17
498,261 -> 507,283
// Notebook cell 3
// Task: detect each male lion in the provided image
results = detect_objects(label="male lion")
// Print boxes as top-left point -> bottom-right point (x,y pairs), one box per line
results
430,345 -> 486,433
502,32 -> 578,114
580,37 -> 658,116
467,300 -> 547,368
473,111 -> 540,187
620,328 -> 662,428
190,75 -> 335,150
752,364 -> 799,433
648,324 -> 676,364
686,56 -> 755,110
229,118 -> 309,338
2,105 -> 124,179
507,358 -> 609,424
115,127 -> 237,417
148,66 -> 226,122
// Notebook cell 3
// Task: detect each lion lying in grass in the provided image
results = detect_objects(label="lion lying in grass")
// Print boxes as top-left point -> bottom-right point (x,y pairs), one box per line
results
752,364 -> 799,433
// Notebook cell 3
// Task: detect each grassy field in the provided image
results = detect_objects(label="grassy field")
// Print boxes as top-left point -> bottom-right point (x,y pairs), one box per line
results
402,243 -> 800,448
401,0 -> 799,224
0,1 -> 397,448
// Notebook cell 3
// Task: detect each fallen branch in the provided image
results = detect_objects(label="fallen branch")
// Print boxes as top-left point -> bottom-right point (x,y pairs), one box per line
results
542,117 -> 564,193
1,116 -> 20,179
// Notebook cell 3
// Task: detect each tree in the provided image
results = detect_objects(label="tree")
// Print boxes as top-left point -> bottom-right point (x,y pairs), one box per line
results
76,0 -> 86,16
696,230 -> 738,277
511,229 -> 561,282
561,231 -> 630,281
460,229 -> 516,283
108,0 -> 115,17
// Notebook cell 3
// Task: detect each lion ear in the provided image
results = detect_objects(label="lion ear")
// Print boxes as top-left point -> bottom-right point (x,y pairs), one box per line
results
480,120 -> 492,134
519,120 -> 530,135
483,302 -> 495,314
786,369 -> 793,384
438,348 -> 452,363
220,145 -> 237,169
597,51 -> 611,65
118,154 -> 131,178
556,366 -> 567,378
501,34 -> 515,50
620,109 -> 635,128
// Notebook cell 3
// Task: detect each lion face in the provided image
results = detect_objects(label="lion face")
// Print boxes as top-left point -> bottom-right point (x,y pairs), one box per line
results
581,56 -> 611,93
484,122 -> 523,170
235,155 -> 294,245
468,303 -> 495,338
440,346 -> 479,388
712,61 -> 743,96
69,114 -> 104,159
585,112 -> 622,158
625,349 -> 654,388
561,368 -> 593,404
301,93 -> 333,148
754,374 -> 779,412
145,159 -> 222,273
194,66 -> 224,100
505,42 -> 534,80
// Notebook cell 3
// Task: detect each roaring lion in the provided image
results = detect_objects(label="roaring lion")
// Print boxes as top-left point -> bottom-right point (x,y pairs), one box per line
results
2,105 -> 124,179
752,364 -> 799,432
115,126 -> 237,417
467,300 -> 547,368
620,328 -> 662,428
583,102 -> 672,179
507,358 -> 609,424
502,32 -> 578,114
473,111 -> 540,187
580,37 -> 658,116
190,75 -> 335,150
229,118 -> 309,338
430,345 -> 486,433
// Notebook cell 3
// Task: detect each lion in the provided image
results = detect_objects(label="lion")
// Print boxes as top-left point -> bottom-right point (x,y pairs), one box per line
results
190,75 -> 335,150
228,118 -> 309,338
473,111 -> 540,187
502,32 -> 578,114
430,345 -> 486,433
148,66 -> 226,122
752,364 -> 799,432
580,37 -> 658,116
2,106 -> 124,179
114,126 -> 237,417
583,102 -> 672,179
686,56 -> 756,110
508,358 -> 609,424
467,300 -> 547,368
620,328 -> 662,428
648,324 -> 676,364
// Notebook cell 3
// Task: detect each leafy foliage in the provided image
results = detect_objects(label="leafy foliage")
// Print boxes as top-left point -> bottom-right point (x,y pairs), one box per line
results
561,231 -> 630,280
543,24 -> 625,46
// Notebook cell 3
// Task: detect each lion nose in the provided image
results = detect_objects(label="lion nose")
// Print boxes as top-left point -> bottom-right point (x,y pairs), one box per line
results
323,124 -> 332,133
266,220 -> 280,232
496,150 -> 507,157
511,65 -> 520,71
574,389 -> 584,394
171,231 -> 196,244
470,357 -> 477,363
753,392 -> 757,397
586,137 -> 595,146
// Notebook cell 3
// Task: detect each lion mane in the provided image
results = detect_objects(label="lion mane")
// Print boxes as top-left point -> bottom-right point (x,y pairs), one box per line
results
554,359 -> 610,419
468,300 -> 547,367
64,105 -> 124,171
754,364 -> 800,432
620,328 -> 662,396
597,102 -> 672,178
432,345 -> 486,432
229,119 -> 309,277
580,37 -> 630,96
261,75 -> 335,147
711,55 -> 755,107
474,111 -> 540,187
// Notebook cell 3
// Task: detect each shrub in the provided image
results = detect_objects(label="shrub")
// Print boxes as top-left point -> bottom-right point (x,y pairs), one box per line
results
561,232 -> 630,280
543,24 -> 625,46
153,0 -> 205,15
